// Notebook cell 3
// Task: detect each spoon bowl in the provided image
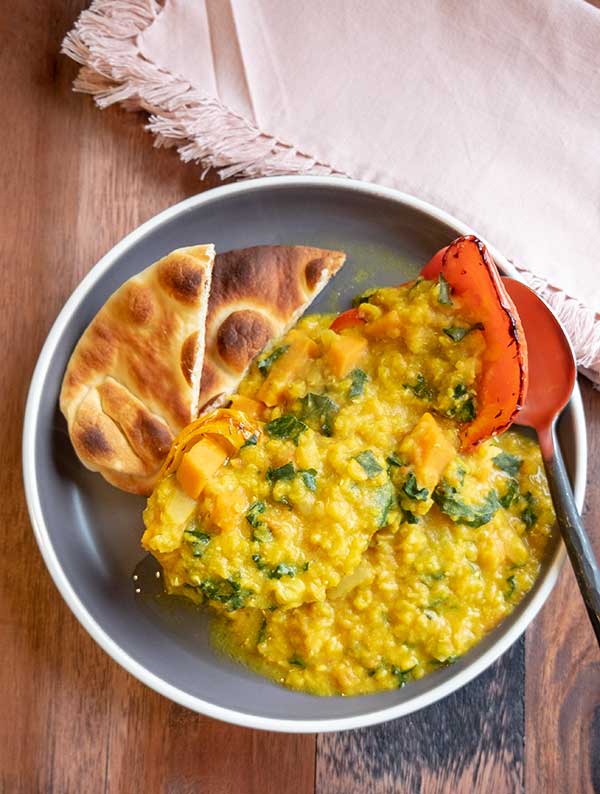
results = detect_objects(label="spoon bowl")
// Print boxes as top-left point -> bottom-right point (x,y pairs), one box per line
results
504,277 -> 600,644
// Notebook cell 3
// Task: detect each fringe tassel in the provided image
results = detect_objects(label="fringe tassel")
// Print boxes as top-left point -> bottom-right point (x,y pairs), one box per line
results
61,0 -> 340,180
61,0 -> 599,385
514,265 -> 600,387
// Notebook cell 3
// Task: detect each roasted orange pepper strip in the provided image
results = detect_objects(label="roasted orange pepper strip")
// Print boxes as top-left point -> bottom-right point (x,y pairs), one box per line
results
329,307 -> 365,332
422,235 -> 528,449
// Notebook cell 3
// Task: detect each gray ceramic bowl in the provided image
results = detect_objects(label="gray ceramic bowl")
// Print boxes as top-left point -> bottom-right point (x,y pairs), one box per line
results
23,177 -> 587,732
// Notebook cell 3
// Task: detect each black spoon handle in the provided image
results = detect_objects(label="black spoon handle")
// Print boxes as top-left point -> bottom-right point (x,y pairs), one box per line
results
544,429 -> 600,646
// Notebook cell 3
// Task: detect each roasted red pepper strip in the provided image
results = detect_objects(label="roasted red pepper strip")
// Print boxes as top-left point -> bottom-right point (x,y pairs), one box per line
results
329,307 -> 365,333
422,236 -> 528,449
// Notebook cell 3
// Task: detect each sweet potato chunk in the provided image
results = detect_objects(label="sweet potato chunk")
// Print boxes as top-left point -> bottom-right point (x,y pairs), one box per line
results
256,331 -> 318,406
228,394 -> 265,420
421,236 -> 528,448
363,310 -> 402,339
176,437 -> 228,499
399,412 -> 456,494
327,334 -> 368,379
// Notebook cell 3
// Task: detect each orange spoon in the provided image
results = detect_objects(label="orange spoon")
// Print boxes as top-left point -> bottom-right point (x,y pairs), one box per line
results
504,278 -> 600,643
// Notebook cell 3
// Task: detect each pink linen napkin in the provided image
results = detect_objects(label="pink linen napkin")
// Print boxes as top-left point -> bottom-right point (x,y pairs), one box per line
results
62,0 -> 600,383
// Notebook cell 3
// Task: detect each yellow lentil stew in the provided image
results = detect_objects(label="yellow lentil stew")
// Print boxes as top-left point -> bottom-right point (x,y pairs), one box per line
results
142,277 -> 555,696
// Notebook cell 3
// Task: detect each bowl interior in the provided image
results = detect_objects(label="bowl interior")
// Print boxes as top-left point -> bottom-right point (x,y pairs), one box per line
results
29,180 -> 583,727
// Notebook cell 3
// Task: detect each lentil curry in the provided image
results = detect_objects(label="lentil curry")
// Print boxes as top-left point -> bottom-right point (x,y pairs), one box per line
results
142,239 -> 554,696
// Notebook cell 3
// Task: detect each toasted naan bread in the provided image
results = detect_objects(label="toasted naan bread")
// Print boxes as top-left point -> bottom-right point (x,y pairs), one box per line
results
60,245 -> 215,495
198,245 -> 346,414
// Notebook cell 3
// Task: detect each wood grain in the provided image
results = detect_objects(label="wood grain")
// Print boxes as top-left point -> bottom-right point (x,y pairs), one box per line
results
316,639 -> 524,794
524,381 -> 600,794
0,3 -> 315,792
1,2 -> 599,793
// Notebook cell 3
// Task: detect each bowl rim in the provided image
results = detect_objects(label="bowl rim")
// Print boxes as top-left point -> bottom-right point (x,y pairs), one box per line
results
22,175 -> 587,733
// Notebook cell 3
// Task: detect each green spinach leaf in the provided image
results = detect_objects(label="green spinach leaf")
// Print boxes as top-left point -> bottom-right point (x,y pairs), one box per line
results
246,501 -> 266,528
493,452 -> 523,477
199,578 -> 252,611
299,392 -> 339,436
299,468 -> 318,492
402,472 -> 429,501
265,414 -> 308,445
499,478 -> 519,509
354,450 -> 384,478
257,345 -> 289,376
433,482 -> 500,528
348,368 -> 368,398
437,273 -> 453,305
443,322 -> 484,342
267,462 -> 296,482
403,374 -> 434,401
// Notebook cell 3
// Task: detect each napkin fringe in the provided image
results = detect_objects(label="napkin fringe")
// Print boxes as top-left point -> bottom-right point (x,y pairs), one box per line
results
61,0 -> 338,180
514,265 -> 600,387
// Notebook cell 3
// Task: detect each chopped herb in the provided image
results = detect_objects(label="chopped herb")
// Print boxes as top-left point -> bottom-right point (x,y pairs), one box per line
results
299,393 -> 339,436
299,468 -> 318,492
499,478 -> 519,509
402,472 -> 429,501
374,481 -> 396,528
453,383 -> 468,398
199,578 -> 252,611
455,465 -> 466,486
185,528 -> 211,543
185,522 -> 211,557
246,501 -> 266,528
354,450 -> 384,477
348,368 -> 368,398
443,322 -> 484,342
404,510 -> 419,524
352,289 -> 376,307
430,571 -> 446,580
433,482 -> 500,528
493,452 -> 523,477
257,618 -> 267,645
289,656 -> 306,668
391,665 -> 416,688
241,433 -> 258,449
252,526 -> 273,543
453,397 -> 476,423
257,345 -> 289,376
403,374 -> 434,401
521,492 -> 538,529
252,556 -> 302,579
437,273 -> 453,305
505,575 -> 517,600
265,414 -> 307,445
386,452 -> 407,468
270,562 -> 298,579
267,462 -> 296,482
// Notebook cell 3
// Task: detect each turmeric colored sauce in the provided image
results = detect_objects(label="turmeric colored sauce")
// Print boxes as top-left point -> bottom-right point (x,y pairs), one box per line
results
142,278 -> 554,695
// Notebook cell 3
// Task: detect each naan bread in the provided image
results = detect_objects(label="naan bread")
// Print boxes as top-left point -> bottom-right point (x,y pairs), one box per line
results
60,245 -> 215,495
198,245 -> 346,413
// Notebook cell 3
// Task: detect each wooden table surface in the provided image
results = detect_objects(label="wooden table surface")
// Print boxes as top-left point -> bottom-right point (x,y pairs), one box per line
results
2,3 -> 599,792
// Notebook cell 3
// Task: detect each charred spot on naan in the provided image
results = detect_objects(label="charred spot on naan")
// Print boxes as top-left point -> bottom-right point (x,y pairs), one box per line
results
158,254 -> 208,306
126,284 -> 155,325
216,310 -> 274,372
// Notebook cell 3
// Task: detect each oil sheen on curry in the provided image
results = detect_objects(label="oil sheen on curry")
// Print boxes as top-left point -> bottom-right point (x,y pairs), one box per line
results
142,238 -> 554,697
